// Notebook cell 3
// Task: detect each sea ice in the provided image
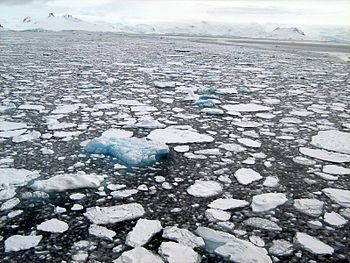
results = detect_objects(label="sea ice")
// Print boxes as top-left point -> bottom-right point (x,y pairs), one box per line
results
243,217 -> 282,231
85,137 -> 169,167
31,172 -> 104,192
208,198 -> 249,210
114,247 -> 164,263
324,212 -> 348,227
158,242 -> 201,263
195,227 -> 272,263
89,224 -> 116,241
0,121 -> 27,131
221,103 -> 272,112
37,219 -> 69,233
125,219 -> 162,247
84,203 -> 145,224
311,130 -> 350,154
269,239 -> 293,256
187,180 -> 222,198
299,147 -> 350,163
295,232 -> 334,255
322,188 -> 350,207
162,226 -> 205,248
205,208 -> 231,222
293,199 -> 324,217
237,138 -> 261,148
251,193 -> 288,212
234,168 -> 262,185
147,127 -> 214,144
5,235 -> 42,252
0,168 -> 40,190
322,165 -> 350,175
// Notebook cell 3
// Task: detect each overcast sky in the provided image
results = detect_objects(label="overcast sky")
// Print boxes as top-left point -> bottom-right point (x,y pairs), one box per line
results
0,0 -> 349,27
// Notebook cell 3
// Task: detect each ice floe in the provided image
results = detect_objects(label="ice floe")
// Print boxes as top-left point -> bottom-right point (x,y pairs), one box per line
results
37,219 -> 69,233
295,232 -> 334,255
147,127 -> 214,144
299,147 -> 350,163
162,226 -> 205,248
208,198 -> 249,210
293,199 -> 324,217
251,193 -> 288,212
0,168 -> 40,190
114,247 -> 164,263
31,171 -> 104,192
311,130 -> 350,154
322,188 -> 350,207
89,224 -> 116,241
125,219 -> 162,247
158,242 -> 201,263
5,235 -> 42,252
187,180 -> 222,198
84,203 -> 145,224
234,168 -> 262,185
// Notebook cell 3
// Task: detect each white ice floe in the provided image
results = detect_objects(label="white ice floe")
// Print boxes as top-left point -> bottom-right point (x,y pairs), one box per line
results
114,247 -> 164,263
147,127 -> 214,144
132,116 -> 166,129
174,145 -> 190,153
322,188 -> 350,207
251,193 -> 288,212
0,129 -> 27,138
322,165 -> 350,175
234,168 -> 262,185
85,136 -> 169,167
0,198 -> 20,211
231,120 -> 262,128
324,212 -> 348,227
205,208 -> 231,222
218,143 -> 246,153
0,188 -> 16,201
89,224 -> 116,241
311,130 -> 350,154
84,203 -> 145,225
101,128 -> 133,139
162,226 -> 205,248
37,218 -> 69,233
237,138 -> 261,148
263,176 -> 279,187
195,227 -> 272,263
201,108 -> 224,115
295,232 -> 334,255
293,199 -> 324,217
269,239 -> 293,256
299,147 -> 350,163
31,171 -> 104,192
159,242 -> 201,263
221,103 -> 272,112
0,121 -> 27,131
18,104 -> 45,111
208,198 -> 249,210
0,168 -> 40,190
52,104 -> 79,114
5,235 -> 42,252
244,217 -> 282,231
126,219 -> 163,247
111,189 -> 138,199
187,180 -> 222,198
12,130 -> 41,143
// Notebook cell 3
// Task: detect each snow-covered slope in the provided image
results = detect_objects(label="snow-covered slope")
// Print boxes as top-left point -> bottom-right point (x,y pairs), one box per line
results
13,13 -> 115,32
267,27 -> 306,40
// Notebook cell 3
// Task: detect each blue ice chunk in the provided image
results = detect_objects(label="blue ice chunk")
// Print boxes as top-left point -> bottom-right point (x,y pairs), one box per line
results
203,76 -> 220,82
198,87 -> 216,94
193,99 -> 216,108
199,95 -> 217,100
85,137 -> 169,167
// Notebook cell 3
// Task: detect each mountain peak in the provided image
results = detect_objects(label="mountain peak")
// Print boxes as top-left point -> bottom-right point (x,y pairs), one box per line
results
48,13 -> 55,18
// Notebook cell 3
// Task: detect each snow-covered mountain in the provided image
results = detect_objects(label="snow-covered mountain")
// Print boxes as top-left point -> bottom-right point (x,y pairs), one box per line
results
2,13 -> 349,42
267,27 -> 306,40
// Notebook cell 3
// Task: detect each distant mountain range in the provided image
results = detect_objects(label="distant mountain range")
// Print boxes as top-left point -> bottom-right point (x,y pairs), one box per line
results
1,13 -> 349,42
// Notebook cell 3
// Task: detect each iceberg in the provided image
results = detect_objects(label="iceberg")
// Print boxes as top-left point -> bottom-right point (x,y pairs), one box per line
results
85,137 -> 169,167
